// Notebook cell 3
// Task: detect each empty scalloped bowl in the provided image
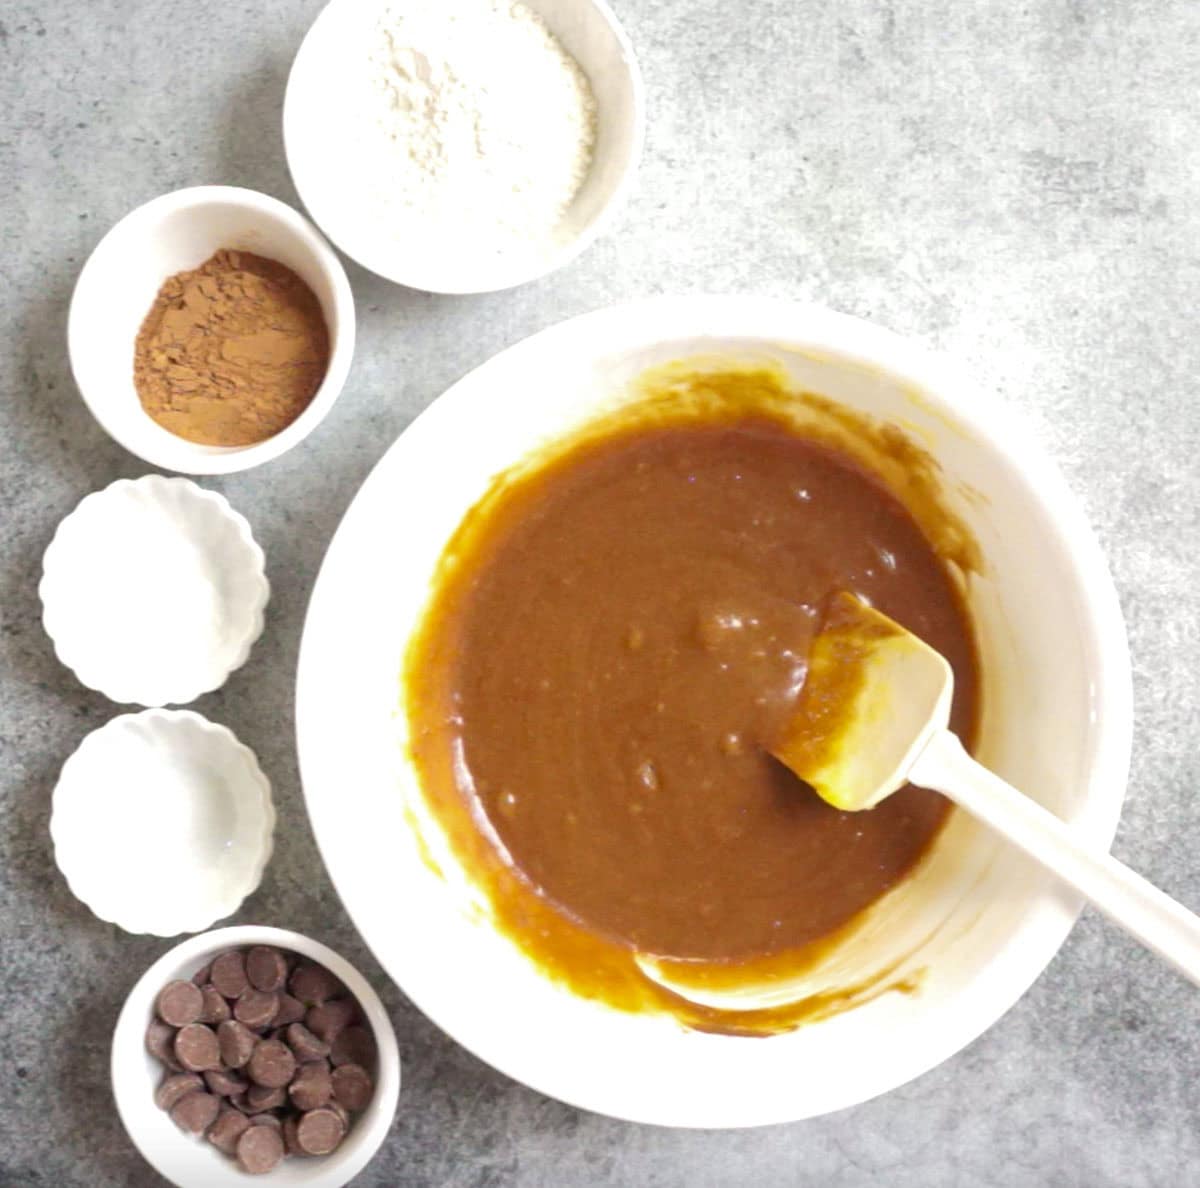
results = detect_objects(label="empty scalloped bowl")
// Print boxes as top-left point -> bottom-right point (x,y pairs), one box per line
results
40,475 -> 269,706
50,710 -> 276,936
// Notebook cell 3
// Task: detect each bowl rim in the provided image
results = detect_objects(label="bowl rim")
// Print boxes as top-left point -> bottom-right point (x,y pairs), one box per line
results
281,0 -> 646,295
111,924 -> 401,1187
50,710 -> 276,936
66,184 -> 357,476
39,475 -> 270,706
295,295 -> 1134,1126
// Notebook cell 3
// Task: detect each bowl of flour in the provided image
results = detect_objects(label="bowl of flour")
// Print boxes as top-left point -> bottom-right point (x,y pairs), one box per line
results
284,0 -> 644,294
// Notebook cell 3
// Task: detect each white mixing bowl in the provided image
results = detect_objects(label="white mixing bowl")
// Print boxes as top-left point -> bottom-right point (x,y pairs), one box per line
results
295,297 -> 1132,1126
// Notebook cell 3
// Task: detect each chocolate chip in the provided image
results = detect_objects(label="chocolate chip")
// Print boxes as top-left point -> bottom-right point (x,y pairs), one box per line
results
210,950 -> 249,1000
154,1072 -> 203,1111
151,946 -> 374,1172
174,1023 -> 221,1072
244,1083 -> 287,1112
170,1090 -> 219,1137
331,1062 -> 373,1112
145,1019 -> 181,1070
273,993 -> 306,1028
286,1022 -> 330,1063
204,1068 -> 248,1097
282,1114 -> 304,1156
330,1025 -> 375,1069
247,1039 -> 296,1089
156,980 -> 203,1028
236,1122 -> 284,1174
289,1060 -> 332,1112
306,998 -> 356,1044
217,1019 -> 257,1069
234,989 -> 279,1031
207,1107 -> 251,1155
197,985 -> 232,1025
289,962 -> 342,1006
246,946 -> 288,993
296,1106 -> 345,1155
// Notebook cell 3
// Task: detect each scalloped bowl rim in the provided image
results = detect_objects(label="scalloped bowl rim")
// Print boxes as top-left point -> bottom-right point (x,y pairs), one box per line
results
50,709 -> 276,936
40,476 -> 270,707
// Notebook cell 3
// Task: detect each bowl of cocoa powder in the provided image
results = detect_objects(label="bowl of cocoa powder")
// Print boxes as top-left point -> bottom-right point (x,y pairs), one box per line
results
68,186 -> 356,475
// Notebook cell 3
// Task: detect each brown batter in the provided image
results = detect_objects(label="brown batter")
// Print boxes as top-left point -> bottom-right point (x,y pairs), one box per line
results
407,367 -> 980,1014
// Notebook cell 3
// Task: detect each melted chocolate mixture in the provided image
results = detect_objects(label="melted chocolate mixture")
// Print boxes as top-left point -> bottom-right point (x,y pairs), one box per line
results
410,418 -> 978,961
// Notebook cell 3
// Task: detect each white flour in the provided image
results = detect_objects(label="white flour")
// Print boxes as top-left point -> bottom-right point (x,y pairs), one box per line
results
355,0 -> 597,259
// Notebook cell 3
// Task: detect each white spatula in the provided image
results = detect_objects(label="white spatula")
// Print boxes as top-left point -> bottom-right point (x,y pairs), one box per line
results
636,593 -> 1200,1012
769,592 -> 1200,989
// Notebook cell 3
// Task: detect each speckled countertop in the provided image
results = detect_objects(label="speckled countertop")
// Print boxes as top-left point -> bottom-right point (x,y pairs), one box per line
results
3,1 -> 1200,1185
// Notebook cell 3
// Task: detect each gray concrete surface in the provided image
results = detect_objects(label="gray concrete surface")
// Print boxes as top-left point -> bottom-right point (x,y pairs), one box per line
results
3,0 -> 1200,1184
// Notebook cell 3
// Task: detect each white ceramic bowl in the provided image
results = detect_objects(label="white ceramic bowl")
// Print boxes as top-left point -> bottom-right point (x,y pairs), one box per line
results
294,297 -> 1133,1126
283,0 -> 644,294
68,186 -> 356,474
41,475 -> 269,706
112,925 -> 401,1187
51,711 -> 275,936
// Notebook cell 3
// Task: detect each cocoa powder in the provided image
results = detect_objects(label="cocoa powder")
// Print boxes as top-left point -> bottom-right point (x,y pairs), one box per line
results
133,249 -> 330,447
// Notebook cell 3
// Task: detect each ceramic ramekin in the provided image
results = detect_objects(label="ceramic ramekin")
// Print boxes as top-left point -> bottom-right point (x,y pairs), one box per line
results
40,475 -> 268,707
51,711 -> 275,936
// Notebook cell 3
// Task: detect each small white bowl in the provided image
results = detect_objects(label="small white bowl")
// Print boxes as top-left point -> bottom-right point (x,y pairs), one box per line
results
112,925 -> 401,1188
68,185 -> 356,474
283,0 -> 644,294
51,711 -> 275,936
41,475 -> 269,706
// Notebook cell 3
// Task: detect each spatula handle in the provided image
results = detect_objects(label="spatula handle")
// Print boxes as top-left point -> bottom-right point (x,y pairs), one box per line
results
911,730 -> 1200,988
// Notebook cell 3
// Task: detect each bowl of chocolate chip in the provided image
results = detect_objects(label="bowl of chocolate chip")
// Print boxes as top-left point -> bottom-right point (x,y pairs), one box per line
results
112,926 -> 399,1186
